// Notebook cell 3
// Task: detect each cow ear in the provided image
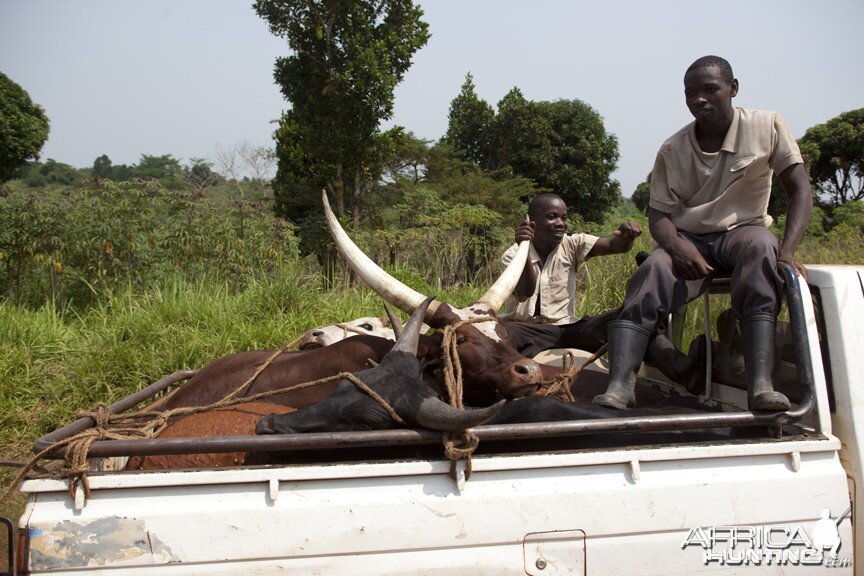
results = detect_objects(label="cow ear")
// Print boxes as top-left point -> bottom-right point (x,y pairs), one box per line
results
417,331 -> 442,360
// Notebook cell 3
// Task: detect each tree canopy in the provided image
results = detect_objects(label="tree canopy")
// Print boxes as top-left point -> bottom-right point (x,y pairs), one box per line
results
799,108 -> 864,206
443,78 -> 621,222
0,71 -> 50,183
441,73 -> 494,166
254,0 -> 430,231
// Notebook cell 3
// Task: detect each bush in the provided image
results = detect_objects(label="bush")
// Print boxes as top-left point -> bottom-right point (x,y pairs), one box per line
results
0,182 -> 297,307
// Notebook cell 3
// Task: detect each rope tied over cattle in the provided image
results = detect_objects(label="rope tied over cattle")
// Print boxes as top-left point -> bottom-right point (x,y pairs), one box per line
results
535,343 -> 609,401
436,318 -> 610,482
1,316 -> 608,505
438,315 -> 498,481
0,356 -> 407,508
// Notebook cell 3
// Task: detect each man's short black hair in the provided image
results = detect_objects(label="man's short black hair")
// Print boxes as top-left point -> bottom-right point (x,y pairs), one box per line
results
527,193 -> 565,218
686,55 -> 734,84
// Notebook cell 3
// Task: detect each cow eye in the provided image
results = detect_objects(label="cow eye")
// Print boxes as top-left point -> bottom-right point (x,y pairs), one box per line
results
456,336 -> 467,345
359,323 -> 373,330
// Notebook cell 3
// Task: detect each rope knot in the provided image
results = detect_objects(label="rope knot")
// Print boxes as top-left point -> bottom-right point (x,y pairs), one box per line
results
77,403 -> 113,429
444,431 -> 480,481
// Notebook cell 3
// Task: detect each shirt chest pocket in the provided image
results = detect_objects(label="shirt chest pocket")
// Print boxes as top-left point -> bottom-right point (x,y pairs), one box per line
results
729,155 -> 759,179
545,271 -> 571,300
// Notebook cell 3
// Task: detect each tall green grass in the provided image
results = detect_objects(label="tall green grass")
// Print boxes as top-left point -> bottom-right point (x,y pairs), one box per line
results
0,264 -> 489,520
2,201 -> 861,526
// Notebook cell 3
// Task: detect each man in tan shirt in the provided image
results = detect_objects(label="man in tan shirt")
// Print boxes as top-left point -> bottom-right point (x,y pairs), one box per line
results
501,193 -> 694,384
500,192 -> 640,355
593,55 -> 813,412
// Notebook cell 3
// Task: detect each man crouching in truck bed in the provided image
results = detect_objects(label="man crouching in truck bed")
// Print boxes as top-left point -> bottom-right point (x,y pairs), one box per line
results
594,55 -> 813,412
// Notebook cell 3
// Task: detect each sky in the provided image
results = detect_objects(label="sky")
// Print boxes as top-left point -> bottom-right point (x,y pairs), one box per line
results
1,0 -> 862,198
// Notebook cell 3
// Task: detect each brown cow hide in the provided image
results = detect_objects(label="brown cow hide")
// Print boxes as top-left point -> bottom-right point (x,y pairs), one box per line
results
126,401 -> 294,470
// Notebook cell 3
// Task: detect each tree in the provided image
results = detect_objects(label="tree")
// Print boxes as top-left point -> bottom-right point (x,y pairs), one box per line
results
20,159 -> 85,187
181,158 -> 221,194
92,154 -> 113,179
532,99 -> 621,222
381,129 -> 433,185
136,154 -> 182,181
442,73 -> 495,166
0,71 -> 50,183
254,0 -> 430,225
491,95 -> 621,222
214,141 -> 277,198
799,108 -> 864,206
632,173 -> 651,213
487,88 -> 549,176
443,81 -> 622,222
833,199 -> 864,236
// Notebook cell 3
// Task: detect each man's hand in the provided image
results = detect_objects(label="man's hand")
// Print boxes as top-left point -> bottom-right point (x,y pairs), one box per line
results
515,215 -> 535,244
588,220 -> 643,257
612,221 -> 643,240
778,253 -> 809,282
669,237 -> 714,280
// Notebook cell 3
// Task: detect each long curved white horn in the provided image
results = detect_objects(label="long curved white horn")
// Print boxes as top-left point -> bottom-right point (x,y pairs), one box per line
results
322,190 -> 440,318
476,240 -> 530,312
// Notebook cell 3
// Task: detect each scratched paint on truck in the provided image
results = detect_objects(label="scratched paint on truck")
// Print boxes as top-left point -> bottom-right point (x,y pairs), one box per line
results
28,516 -> 179,570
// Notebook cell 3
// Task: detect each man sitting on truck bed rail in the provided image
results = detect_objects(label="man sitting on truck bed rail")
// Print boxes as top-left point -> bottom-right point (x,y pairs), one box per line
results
593,55 -> 813,412
499,193 -> 695,385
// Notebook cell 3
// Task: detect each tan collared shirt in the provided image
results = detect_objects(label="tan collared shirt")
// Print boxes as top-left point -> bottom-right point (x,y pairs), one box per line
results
649,108 -> 803,234
501,233 -> 598,325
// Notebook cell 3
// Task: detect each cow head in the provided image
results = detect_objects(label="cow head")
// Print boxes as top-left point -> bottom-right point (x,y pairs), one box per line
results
298,316 -> 396,349
322,191 -> 544,405
256,295 -> 505,434
297,303 -> 428,350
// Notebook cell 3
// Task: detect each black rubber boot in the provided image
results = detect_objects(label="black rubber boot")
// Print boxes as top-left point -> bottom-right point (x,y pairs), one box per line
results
593,320 -> 651,410
645,332 -> 693,383
645,332 -> 707,395
741,313 -> 791,412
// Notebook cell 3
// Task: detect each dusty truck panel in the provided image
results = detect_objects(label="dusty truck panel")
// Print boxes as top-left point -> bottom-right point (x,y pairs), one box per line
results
807,265 -> 864,562
19,441 -> 851,575
10,265 -> 862,574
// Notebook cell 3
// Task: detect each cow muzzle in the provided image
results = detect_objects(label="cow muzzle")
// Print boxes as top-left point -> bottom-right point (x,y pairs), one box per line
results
501,359 -> 544,399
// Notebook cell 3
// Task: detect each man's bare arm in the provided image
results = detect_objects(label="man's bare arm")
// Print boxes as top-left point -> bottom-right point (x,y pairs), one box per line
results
776,163 -> 813,280
589,221 -> 643,256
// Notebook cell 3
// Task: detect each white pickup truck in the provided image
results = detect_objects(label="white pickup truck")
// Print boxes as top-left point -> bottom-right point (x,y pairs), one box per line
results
3,264 -> 861,575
